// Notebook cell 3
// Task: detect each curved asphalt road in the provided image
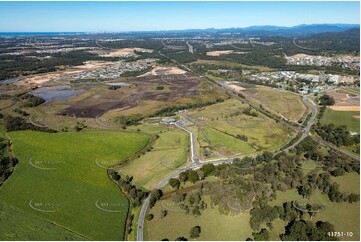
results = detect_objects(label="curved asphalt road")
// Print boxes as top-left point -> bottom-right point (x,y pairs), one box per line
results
137,95 -> 319,240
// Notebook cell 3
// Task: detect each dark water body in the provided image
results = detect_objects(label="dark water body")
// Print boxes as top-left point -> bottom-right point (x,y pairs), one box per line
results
32,85 -> 84,102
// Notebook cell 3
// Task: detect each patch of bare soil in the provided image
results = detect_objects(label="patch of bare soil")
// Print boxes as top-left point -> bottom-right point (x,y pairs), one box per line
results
326,90 -> 360,106
138,66 -> 186,77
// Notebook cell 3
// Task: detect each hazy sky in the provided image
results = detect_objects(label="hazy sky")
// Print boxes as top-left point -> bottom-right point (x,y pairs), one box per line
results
0,1 -> 359,32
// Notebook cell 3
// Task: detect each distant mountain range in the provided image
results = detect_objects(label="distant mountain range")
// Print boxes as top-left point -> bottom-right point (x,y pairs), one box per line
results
0,24 -> 359,37
169,24 -> 360,36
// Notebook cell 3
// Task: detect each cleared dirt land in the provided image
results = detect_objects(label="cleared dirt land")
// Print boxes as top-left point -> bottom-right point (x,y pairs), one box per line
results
326,89 -> 360,107
100,48 -> 152,57
329,106 -> 360,111
139,66 -> 187,76
206,50 -> 248,56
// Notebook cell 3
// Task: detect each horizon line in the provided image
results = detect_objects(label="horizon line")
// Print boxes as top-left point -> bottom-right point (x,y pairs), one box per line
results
0,23 -> 359,34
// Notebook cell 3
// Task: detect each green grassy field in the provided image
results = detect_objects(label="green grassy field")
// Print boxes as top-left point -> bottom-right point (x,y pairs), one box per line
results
240,85 -> 307,122
188,99 -> 293,154
0,201 -> 84,240
269,187 -> 360,241
321,108 -> 360,133
331,172 -> 360,194
145,196 -> 253,241
0,130 -> 149,240
119,124 -> 190,190
200,126 -> 256,155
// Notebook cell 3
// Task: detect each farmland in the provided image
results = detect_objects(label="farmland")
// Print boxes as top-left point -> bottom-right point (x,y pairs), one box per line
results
0,131 -> 149,240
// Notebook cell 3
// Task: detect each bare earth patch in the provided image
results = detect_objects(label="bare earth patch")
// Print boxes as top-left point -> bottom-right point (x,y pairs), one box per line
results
329,106 -> 360,111
100,48 -> 152,57
138,66 -> 186,77
224,81 -> 246,92
326,89 -> 360,106
16,61 -> 112,87
206,50 -> 248,56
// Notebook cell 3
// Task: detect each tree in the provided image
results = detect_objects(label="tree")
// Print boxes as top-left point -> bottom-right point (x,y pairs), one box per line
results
160,209 -> 168,218
252,228 -> 270,241
145,214 -> 153,221
179,172 -> 188,183
319,94 -> 335,106
169,178 -> 181,189
201,163 -> 215,176
190,226 -> 201,238
331,168 -> 345,177
297,185 -> 312,198
175,237 -> 188,241
187,170 -> 199,184
149,189 -> 163,207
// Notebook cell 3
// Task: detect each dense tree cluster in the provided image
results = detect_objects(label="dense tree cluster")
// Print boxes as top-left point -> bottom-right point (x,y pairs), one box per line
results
315,123 -> 359,147
318,94 -> 336,106
281,220 -> 338,241
113,173 -> 148,207
151,98 -> 226,117
0,136 -> 18,186
149,189 -> 163,208
4,116 -> 56,133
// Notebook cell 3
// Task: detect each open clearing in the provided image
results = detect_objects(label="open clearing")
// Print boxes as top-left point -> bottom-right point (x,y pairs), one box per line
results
206,50 -> 248,56
100,48 -> 152,57
329,106 -> 360,111
187,99 -> 293,157
191,59 -> 274,71
17,61 -> 113,87
269,187 -> 360,241
321,108 -> 360,132
145,196 -> 253,241
331,172 -> 360,194
59,71 -> 227,118
326,89 -> 360,107
139,66 -> 186,77
0,131 -> 149,240
119,124 -> 190,190
239,85 -> 307,121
